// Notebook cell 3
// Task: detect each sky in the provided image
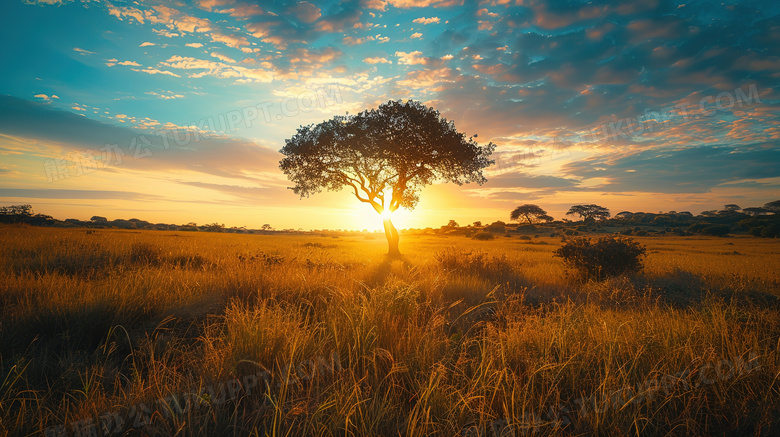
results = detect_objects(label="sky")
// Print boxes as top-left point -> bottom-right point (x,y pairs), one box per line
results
1,0 -> 779,231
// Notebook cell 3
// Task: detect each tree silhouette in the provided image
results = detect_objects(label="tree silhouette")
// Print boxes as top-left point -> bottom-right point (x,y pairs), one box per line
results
743,207 -> 768,216
566,204 -> 611,222
280,100 -> 495,255
510,204 -> 553,225
764,200 -> 780,213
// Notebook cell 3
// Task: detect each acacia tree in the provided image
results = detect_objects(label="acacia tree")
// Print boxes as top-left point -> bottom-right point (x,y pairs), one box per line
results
764,200 -> 780,213
510,204 -> 553,225
279,100 -> 495,255
566,204 -> 611,222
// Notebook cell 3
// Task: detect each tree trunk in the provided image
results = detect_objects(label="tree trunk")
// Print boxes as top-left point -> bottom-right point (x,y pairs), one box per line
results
383,217 -> 400,256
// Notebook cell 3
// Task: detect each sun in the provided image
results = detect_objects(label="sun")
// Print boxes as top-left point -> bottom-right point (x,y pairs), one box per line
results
351,202 -> 412,232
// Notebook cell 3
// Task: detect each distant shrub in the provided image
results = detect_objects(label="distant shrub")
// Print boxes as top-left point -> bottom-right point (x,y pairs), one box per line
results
760,223 -> 780,238
484,221 -> 506,233
700,225 -> 730,237
472,231 -> 494,240
128,242 -> 162,264
518,235 -> 532,240
634,230 -> 648,236
554,236 -> 647,281
435,247 -> 514,278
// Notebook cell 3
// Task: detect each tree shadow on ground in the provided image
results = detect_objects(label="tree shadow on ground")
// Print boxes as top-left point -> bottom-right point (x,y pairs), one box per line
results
364,254 -> 412,288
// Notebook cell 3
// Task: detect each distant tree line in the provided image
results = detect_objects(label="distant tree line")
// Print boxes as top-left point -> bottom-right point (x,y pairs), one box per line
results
3,200 -> 779,238
0,205 -> 283,234
438,200 -> 780,238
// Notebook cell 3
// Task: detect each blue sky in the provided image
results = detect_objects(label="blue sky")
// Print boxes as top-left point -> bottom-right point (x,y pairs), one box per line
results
1,0 -> 779,230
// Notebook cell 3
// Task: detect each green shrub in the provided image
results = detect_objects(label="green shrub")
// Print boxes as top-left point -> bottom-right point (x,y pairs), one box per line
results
554,236 -> 647,281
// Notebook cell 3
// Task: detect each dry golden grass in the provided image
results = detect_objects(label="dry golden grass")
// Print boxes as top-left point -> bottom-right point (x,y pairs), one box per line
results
1,225 -> 778,436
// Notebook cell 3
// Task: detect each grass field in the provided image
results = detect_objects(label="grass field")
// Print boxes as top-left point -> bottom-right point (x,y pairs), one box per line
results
1,225 -> 779,436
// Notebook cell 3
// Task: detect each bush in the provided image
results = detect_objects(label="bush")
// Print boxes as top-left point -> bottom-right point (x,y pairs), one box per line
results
472,231 -> 494,240
760,223 -> 780,238
554,236 -> 647,281
484,221 -> 506,233
700,225 -> 730,237
435,247 -> 514,278
128,242 -> 162,264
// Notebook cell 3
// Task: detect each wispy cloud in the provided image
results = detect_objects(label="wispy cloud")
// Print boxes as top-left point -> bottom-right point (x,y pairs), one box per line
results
73,47 -> 96,55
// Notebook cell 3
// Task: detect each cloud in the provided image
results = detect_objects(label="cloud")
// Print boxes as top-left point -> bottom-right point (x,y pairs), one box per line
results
395,50 -> 427,65
173,15 -> 213,33
34,94 -> 51,101
0,188 -> 167,201
484,174 -> 580,189
396,67 -> 456,90
210,52 -> 237,63
185,42 -> 204,48
139,42 -> 156,47
106,4 -> 146,24
361,0 -> 387,10
146,91 -> 185,100
73,47 -> 96,55
210,30 -> 249,48
343,35 -> 378,45
288,47 -> 341,65
197,0 -> 234,11
314,8 -> 361,32
0,95 -> 282,182
411,32 -> 423,39
364,57 -> 392,64
132,67 -> 181,77
219,3 -> 264,18
117,60 -> 142,66
286,1 -> 321,23
153,28 -> 180,38
160,55 -> 272,82
387,0 -> 463,8
562,145 -> 780,193
413,17 -> 440,24
23,0 -> 69,4
175,181 -> 272,202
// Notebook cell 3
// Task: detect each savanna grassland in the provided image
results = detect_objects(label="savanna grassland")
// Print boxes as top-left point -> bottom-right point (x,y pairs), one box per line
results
1,225 -> 779,436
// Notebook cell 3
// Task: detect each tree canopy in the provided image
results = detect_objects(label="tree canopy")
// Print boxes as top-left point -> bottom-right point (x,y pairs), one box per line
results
510,204 -> 553,225
764,200 -> 780,213
566,204 -> 611,222
279,100 -> 495,255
